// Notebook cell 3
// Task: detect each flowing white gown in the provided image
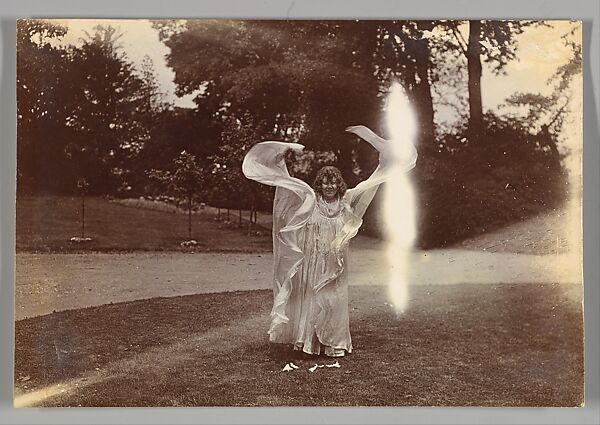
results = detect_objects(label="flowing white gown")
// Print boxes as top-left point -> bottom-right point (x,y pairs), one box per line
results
242,125 -> 417,356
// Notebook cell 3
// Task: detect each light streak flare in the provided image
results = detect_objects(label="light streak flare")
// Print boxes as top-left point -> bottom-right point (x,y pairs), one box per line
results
383,83 -> 418,312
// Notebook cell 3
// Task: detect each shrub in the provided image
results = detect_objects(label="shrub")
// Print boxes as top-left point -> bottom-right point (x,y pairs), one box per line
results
362,114 -> 569,248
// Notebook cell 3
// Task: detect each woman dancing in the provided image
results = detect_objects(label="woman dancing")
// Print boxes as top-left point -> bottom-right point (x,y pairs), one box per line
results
242,125 -> 417,357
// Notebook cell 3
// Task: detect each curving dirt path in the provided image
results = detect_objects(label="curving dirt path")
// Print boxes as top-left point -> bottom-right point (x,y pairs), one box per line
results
15,235 -> 581,320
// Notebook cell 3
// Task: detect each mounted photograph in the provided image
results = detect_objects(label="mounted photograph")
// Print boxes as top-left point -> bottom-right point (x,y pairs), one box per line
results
14,18 -> 583,407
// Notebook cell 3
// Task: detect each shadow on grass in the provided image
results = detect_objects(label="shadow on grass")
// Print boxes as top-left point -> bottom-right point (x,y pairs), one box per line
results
14,284 -> 583,407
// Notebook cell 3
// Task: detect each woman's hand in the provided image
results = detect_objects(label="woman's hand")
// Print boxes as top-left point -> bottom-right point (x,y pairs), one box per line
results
345,125 -> 388,152
267,147 -> 290,167
274,150 -> 286,163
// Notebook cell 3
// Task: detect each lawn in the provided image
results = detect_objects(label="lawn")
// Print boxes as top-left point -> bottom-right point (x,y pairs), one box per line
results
16,194 -> 576,255
13,194 -> 583,407
14,283 -> 583,407
16,195 -> 272,253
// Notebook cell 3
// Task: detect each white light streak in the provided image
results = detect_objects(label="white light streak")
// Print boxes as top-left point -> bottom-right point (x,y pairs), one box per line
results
383,82 -> 418,312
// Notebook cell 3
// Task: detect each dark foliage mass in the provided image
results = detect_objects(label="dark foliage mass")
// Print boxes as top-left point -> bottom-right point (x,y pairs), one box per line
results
418,119 -> 568,248
16,19 -> 580,248
362,113 -> 569,248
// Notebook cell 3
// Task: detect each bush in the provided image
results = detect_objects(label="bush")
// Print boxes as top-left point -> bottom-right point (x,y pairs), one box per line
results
362,115 -> 569,248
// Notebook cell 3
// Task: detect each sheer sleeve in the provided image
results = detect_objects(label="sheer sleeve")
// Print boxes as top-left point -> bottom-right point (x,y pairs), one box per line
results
331,125 -> 418,249
242,141 -> 316,333
343,125 -> 417,217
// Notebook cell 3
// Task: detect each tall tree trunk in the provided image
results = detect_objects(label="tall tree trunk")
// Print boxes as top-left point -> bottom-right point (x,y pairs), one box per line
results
399,48 -> 425,145
81,194 -> 85,238
403,69 -> 433,152
188,195 -> 192,240
247,189 -> 257,236
414,34 -> 435,147
239,208 -> 242,227
226,194 -> 230,222
247,205 -> 254,236
411,21 -> 436,147
467,20 -> 484,141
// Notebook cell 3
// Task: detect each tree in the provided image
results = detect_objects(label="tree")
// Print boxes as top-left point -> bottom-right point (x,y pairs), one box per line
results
75,177 -> 90,240
147,151 -> 205,242
208,113 -> 273,234
378,20 -> 437,148
501,23 -> 582,170
503,28 -> 581,134
134,105 -> 222,196
17,19 -> 73,194
139,55 -> 168,115
467,20 -> 483,139
443,20 -> 535,140
64,25 -> 152,195
154,20 -> 382,183
17,21 -> 165,196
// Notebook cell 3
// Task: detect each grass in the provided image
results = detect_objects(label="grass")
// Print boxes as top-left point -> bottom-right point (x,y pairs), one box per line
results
14,283 -> 583,407
451,207 -> 576,255
16,194 -> 576,255
14,194 -> 584,406
16,195 -> 272,253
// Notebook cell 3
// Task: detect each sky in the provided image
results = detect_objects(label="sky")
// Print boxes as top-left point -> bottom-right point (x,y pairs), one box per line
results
482,21 -> 580,107
481,21 -> 582,155
51,19 -> 199,108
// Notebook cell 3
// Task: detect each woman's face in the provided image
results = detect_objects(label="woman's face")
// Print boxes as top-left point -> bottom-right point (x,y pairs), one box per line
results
321,176 -> 339,201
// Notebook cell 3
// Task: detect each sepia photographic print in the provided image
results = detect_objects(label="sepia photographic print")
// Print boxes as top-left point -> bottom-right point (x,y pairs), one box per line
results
14,18 -> 583,407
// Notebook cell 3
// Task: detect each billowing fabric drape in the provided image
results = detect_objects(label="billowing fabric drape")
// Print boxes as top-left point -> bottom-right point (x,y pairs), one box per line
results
242,126 -> 417,354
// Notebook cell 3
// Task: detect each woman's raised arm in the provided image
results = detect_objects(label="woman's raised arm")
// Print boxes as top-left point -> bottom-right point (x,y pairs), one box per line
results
343,125 -> 417,219
242,142 -> 316,330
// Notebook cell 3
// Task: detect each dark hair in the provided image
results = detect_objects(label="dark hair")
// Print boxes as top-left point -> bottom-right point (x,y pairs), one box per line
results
313,166 -> 347,198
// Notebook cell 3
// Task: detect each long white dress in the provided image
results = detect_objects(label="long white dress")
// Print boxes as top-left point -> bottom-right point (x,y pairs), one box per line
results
242,125 -> 417,356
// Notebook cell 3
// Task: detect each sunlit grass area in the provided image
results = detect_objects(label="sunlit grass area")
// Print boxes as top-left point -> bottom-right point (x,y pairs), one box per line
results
16,195 -> 272,253
15,284 -> 583,407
